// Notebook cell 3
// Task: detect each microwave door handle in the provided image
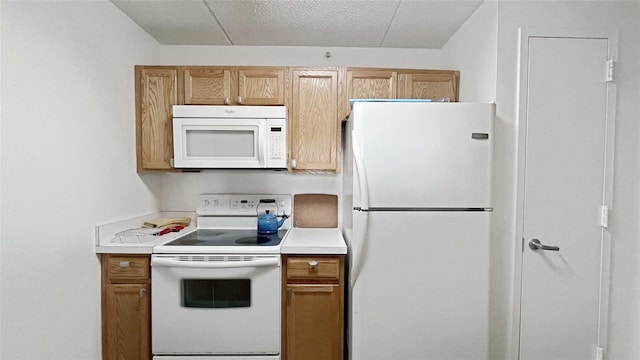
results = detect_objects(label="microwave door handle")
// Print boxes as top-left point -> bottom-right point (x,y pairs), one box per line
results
258,122 -> 266,167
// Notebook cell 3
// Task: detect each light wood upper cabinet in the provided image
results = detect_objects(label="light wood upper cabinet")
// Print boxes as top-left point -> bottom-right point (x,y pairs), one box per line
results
289,68 -> 344,173
183,68 -> 231,105
347,69 -> 397,100
136,66 -> 179,171
342,68 -> 459,119
238,68 -> 286,105
135,65 -> 459,173
344,68 -> 397,120
183,67 -> 286,105
398,70 -> 460,102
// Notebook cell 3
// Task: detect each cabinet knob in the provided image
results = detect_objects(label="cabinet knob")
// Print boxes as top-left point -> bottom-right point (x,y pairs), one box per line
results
224,96 -> 230,105
139,288 -> 147,298
308,260 -> 319,267
119,261 -> 130,268
291,159 -> 297,169
237,96 -> 243,104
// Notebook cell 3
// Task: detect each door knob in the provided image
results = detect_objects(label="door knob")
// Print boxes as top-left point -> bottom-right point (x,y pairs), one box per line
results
529,238 -> 560,251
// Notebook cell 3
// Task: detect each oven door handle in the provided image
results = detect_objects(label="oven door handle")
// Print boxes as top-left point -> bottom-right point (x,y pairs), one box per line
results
151,256 -> 280,268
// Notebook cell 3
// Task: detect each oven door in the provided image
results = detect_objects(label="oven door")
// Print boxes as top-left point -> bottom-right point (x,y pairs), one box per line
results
173,118 -> 265,168
151,254 -> 281,356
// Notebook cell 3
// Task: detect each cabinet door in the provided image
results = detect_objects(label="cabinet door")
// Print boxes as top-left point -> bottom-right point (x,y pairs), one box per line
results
138,68 -> 178,170
345,69 -> 397,120
290,69 -> 341,172
104,284 -> 150,360
398,71 -> 459,101
347,69 -> 397,100
183,68 -> 232,105
238,68 -> 286,105
286,285 -> 342,360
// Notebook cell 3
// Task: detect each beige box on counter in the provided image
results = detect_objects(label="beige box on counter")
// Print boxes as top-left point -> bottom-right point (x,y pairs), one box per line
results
293,194 -> 338,228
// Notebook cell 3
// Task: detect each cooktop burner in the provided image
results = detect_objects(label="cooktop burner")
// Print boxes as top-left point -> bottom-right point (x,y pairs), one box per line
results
163,229 -> 286,247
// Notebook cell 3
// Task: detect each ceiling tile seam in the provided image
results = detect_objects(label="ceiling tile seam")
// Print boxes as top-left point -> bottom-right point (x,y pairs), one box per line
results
202,0 -> 233,45
379,0 -> 402,47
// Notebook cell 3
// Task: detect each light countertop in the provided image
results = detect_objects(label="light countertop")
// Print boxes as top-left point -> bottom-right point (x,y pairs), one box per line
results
95,211 -> 196,254
280,227 -> 347,255
96,214 -> 347,255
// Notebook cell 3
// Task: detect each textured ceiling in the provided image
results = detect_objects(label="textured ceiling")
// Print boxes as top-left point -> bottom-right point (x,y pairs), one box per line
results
112,0 -> 483,48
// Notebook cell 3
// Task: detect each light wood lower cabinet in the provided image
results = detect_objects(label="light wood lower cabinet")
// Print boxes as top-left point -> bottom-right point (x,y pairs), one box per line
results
283,255 -> 345,360
101,254 -> 151,360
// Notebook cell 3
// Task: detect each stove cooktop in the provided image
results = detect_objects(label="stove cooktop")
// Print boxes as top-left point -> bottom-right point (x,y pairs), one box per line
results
163,229 -> 287,247
153,228 -> 288,254
153,194 -> 292,255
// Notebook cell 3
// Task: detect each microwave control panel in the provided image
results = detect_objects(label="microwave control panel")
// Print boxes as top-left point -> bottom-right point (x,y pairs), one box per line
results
269,127 -> 285,159
266,118 -> 287,168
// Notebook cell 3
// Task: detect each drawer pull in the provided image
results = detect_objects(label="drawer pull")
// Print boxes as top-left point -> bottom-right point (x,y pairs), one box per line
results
308,260 -> 319,267
119,261 -> 131,268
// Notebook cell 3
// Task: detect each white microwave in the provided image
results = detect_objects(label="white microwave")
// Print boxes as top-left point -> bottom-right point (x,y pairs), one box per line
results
172,105 -> 287,169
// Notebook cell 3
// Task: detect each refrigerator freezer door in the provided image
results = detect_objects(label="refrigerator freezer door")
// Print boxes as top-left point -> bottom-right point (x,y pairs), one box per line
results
349,211 -> 490,360
351,102 -> 494,209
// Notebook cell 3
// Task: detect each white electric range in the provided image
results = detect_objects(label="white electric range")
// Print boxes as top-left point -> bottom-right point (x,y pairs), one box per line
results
151,194 -> 292,360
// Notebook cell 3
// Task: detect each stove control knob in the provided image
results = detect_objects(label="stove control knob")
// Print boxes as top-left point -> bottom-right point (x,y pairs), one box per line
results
211,200 -> 219,207
202,200 -> 210,207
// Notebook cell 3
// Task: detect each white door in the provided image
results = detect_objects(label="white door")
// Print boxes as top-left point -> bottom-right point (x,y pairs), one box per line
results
518,35 -> 613,359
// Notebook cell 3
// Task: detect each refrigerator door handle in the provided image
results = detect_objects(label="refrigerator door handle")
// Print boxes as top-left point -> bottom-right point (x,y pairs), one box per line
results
350,210 -> 369,289
352,131 -> 370,210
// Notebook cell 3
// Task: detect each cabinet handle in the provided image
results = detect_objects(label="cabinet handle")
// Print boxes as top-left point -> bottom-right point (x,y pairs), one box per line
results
140,288 -> 147,298
119,261 -> 130,268
308,260 -> 319,267
287,288 -> 292,302
237,96 -> 243,104
224,96 -> 230,105
291,159 -> 297,169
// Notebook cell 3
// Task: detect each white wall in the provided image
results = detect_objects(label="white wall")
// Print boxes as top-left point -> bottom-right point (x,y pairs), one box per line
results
441,0 -> 498,102
0,1 -> 161,358
492,1 -> 640,359
158,45 -> 442,68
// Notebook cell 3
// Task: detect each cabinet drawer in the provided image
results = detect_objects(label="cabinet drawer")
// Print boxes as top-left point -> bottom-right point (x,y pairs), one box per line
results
286,257 -> 340,280
106,256 -> 150,281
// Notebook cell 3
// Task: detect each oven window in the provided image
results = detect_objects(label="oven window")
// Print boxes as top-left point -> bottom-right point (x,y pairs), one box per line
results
186,129 -> 256,157
182,279 -> 251,308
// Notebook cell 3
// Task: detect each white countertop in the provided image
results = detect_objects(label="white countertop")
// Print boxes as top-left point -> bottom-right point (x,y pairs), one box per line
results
280,227 -> 347,255
96,214 -> 347,255
94,211 -> 196,254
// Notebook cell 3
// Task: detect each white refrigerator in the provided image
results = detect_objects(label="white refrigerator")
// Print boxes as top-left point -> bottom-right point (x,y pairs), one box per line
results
342,101 -> 495,360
